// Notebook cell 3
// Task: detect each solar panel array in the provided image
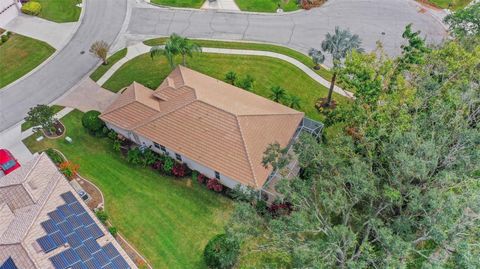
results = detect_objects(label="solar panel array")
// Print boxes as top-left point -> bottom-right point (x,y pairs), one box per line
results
36,192 -> 131,269
0,257 -> 18,269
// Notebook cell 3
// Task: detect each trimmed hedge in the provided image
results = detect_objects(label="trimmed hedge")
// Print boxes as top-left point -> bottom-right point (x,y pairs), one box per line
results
21,1 -> 42,16
81,110 -> 105,135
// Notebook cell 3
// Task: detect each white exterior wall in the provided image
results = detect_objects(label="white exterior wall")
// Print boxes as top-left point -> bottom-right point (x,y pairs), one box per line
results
106,123 -> 244,189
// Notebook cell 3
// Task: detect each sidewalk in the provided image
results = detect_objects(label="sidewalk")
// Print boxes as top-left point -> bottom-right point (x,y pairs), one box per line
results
201,0 -> 240,11
4,14 -> 76,49
96,43 -> 354,98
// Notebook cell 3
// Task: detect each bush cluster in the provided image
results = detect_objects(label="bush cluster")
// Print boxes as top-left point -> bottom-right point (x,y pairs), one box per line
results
95,210 -> 109,224
81,110 -> 106,136
45,148 -> 64,165
21,1 -> 41,16
196,173 -> 224,193
59,161 -> 79,180
204,234 -> 240,269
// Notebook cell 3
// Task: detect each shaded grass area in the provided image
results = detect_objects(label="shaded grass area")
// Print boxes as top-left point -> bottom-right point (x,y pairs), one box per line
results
421,0 -> 472,10
23,110 -> 234,268
36,0 -> 81,22
0,33 -> 55,89
151,0 -> 205,8
235,0 -> 299,12
143,37 -> 334,82
21,105 -> 65,132
90,48 -> 128,82
103,53 -> 350,122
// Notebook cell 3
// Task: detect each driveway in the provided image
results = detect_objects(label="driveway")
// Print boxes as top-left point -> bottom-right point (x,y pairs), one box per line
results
0,0 -> 127,132
125,0 -> 447,62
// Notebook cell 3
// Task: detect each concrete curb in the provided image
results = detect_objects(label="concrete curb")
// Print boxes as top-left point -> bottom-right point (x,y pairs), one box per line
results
0,0 -> 87,91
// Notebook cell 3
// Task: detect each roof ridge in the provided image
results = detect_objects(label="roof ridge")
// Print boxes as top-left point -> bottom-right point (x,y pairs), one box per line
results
19,154 -> 43,202
234,115 -> 258,188
236,111 -> 304,117
101,84 -> 138,116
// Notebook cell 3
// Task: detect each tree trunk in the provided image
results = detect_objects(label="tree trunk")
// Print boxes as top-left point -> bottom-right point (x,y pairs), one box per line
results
327,72 -> 336,106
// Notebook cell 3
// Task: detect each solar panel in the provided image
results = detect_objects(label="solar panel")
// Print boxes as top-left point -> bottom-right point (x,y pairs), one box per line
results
78,212 -> 95,226
75,226 -> 93,242
66,233 -> 83,248
84,238 -> 101,254
58,204 -> 75,218
61,192 -> 77,204
70,261 -> 88,269
67,214 -> 83,229
93,250 -> 110,267
112,256 -> 130,269
37,235 -> 57,253
48,210 -> 65,223
50,231 -> 67,246
84,258 -> 102,269
63,248 -> 81,266
101,263 -> 116,269
50,252 -> 69,269
102,243 -> 120,259
85,223 -> 104,239
58,219 -> 75,236
0,257 -> 18,269
41,219 -> 59,234
70,201 -> 86,215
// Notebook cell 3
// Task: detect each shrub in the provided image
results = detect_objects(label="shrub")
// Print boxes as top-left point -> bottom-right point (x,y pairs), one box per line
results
45,148 -> 64,165
224,71 -> 237,85
204,234 -> 240,269
172,163 -> 188,177
59,161 -> 79,180
108,226 -> 118,237
1,35 -> 8,43
268,202 -> 293,217
112,140 -> 121,151
95,210 -> 109,224
197,173 -> 208,184
255,199 -> 268,216
142,149 -> 158,167
126,148 -> 143,165
81,110 -> 105,135
207,179 -> 223,192
162,157 -> 174,175
21,1 -> 41,16
151,160 -> 163,170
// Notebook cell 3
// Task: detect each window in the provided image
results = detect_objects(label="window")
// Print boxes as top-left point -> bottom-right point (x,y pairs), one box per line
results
215,171 -> 220,180
175,153 -> 182,161
153,142 -> 160,149
160,145 -> 166,152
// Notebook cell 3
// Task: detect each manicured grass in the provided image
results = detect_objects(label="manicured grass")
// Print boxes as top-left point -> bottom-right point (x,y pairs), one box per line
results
23,110 -> 234,268
103,53 -> 350,122
0,33 -> 55,89
35,0 -> 81,22
151,0 -> 205,8
90,48 -> 128,82
21,105 -> 64,131
423,0 -> 472,10
143,38 -> 334,82
235,0 -> 299,12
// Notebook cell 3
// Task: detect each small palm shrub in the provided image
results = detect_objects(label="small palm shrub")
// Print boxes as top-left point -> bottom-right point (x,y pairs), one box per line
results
204,234 -> 240,269
21,1 -> 41,16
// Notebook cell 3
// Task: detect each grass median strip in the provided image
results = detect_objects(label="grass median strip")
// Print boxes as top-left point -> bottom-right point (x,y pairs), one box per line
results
234,0 -> 299,12
150,0 -> 205,8
36,0 -> 82,23
144,37 -> 334,82
0,33 -> 55,89
90,48 -> 128,82
23,110 -> 233,268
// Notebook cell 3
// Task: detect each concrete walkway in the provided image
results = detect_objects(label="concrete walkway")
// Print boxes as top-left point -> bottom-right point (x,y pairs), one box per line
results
4,14 -> 76,49
201,0 -> 240,11
56,78 -> 116,112
96,43 -> 354,98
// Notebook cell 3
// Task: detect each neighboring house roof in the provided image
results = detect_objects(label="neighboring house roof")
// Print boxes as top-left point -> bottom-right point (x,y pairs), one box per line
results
0,153 -> 136,269
101,66 -> 304,188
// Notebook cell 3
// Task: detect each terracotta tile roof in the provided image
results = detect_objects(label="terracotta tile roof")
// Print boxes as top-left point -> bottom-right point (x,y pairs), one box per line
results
101,66 -> 304,188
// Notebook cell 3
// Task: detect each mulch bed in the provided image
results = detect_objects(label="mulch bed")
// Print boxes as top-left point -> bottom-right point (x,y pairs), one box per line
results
43,120 -> 66,138
75,177 -> 103,209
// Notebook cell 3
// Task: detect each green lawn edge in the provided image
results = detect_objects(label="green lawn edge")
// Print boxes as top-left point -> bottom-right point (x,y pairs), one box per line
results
36,0 -> 82,23
21,105 -> 65,131
143,37 -> 334,82
23,110 -> 234,268
0,33 -> 55,89
423,0 -> 472,10
90,48 -> 128,82
150,0 -> 205,8
235,0 -> 299,12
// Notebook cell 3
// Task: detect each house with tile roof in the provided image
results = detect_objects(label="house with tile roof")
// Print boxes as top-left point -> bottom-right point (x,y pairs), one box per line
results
0,153 -> 137,269
100,66 -> 307,190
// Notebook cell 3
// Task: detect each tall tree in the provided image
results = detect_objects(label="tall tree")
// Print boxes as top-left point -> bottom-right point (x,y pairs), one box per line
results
444,3 -> 480,37
24,104 -> 56,132
320,27 -> 363,107
308,48 -> 325,70
269,86 -> 287,103
228,37 -> 480,268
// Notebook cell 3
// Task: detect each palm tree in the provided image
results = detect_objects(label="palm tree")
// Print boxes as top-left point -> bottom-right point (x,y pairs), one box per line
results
321,27 -> 363,107
286,95 -> 301,109
269,86 -> 286,103
308,48 -> 325,70
150,33 -> 201,68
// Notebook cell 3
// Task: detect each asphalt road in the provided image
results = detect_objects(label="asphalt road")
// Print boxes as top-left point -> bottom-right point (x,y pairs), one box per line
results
0,0 -> 127,132
0,0 -> 446,132
127,0 -> 447,61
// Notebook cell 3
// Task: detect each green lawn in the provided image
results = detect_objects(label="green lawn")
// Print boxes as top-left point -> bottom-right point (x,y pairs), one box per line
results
90,48 -> 128,82
424,0 -> 472,10
0,33 -> 55,89
23,110 -> 234,268
102,52 -> 349,122
21,105 -> 64,131
151,0 -> 205,8
235,0 -> 299,12
143,38 -> 334,82
35,0 -> 81,22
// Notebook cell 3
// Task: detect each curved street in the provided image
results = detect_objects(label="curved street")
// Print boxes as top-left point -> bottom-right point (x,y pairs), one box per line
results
0,0 -> 127,131
0,0 -> 446,132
